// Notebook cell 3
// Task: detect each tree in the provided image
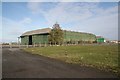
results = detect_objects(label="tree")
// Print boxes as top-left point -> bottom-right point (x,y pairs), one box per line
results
48,23 -> 63,45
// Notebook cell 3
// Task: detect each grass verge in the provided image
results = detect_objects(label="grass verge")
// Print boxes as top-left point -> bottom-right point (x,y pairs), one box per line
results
23,44 -> 119,75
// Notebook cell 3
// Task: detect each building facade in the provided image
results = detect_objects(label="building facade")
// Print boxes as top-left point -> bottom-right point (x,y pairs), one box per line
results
96,36 -> 105,43
20,23 -> 96,45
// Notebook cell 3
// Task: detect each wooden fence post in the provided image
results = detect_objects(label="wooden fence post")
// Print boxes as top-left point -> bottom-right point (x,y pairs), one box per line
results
39,42 -> 41,47
10,44 -> 12,48
34,43 -> 35,47
19,44 -> 20,48
55,42 -> 56,46
50,42 -> 51,46
0,44 -> 1,48
27,44 -> 28,48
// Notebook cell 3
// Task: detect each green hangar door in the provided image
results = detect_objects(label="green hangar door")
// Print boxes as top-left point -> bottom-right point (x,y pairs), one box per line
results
29,35 -> 32,45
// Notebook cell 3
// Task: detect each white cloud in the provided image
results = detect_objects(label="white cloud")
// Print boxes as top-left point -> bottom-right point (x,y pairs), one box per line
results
20,17 -> 32,24
28,2 -> 115,23
2,0 -> 119,2
27,2 -> 98,26
72,13 -> 118,40
27,0 -> 119,2
27,2 -> 118,40
0,16 -> 2,43
67,5 -> 118,40
27,0 -> 87,2
2,17 -> 32,42
27,2 -> 42,14
2,2 -> 118,43
94,6 -> 118,17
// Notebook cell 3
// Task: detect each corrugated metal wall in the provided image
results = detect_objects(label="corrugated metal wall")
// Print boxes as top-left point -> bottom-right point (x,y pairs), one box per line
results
21,36 -> 29,45
21,31 -> 96,45
64,31 -> 96,42
32,34 -> 48,44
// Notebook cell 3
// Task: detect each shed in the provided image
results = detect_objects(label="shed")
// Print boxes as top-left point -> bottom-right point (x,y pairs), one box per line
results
96,36 -> 105,43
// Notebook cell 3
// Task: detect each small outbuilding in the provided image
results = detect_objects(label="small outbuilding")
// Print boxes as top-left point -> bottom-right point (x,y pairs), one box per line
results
96,36 -> 105,43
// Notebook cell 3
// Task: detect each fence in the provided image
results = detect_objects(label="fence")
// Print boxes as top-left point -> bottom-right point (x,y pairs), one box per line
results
1,42 -> 115,49
1,44 -> 45,48
1,42 -> 83,48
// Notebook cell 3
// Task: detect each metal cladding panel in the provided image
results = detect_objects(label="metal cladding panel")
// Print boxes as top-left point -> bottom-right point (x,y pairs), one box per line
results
63,31 -> 96,42
21,36 -> 29,45
32,34 -> 48,44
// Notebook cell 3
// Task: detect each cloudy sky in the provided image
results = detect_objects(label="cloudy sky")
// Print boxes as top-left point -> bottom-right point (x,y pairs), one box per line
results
1,0 -> 119,42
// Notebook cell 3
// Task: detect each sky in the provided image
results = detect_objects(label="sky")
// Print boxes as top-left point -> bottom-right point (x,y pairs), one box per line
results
1,0 -> 119,43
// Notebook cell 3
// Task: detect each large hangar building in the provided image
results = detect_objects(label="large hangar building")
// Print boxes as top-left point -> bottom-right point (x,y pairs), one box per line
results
20,23 -> 96,45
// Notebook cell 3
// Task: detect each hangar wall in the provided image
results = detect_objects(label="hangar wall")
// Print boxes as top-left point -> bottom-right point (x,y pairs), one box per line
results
21,30 -> 96,45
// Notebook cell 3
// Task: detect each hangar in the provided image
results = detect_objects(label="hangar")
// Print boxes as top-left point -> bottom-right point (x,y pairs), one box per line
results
20,23 -> 96,45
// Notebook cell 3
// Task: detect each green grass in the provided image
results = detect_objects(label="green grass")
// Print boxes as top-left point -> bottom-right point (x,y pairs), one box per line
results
23,44 -> 119,74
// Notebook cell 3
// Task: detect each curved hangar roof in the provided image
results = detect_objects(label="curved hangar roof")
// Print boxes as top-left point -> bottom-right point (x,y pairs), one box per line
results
21,28 -> 95,37
21,28 -> 51,36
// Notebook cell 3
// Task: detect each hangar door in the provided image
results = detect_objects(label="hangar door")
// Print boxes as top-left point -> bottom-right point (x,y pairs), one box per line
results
29,35 -> 32,45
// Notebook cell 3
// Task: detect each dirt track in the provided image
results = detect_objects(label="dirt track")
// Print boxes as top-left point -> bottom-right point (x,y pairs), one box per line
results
2,48 -> 118,78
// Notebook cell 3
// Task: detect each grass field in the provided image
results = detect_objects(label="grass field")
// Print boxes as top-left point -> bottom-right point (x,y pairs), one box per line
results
23,44 -> 119,74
